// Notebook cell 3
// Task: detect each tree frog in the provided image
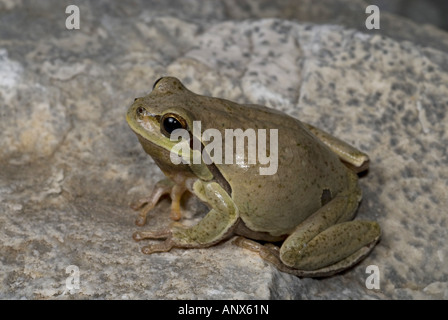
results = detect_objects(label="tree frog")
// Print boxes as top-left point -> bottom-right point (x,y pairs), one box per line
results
126,77 -> 381,277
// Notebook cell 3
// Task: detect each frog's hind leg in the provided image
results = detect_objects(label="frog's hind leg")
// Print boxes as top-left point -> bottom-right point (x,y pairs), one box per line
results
234,174 -> 381,277
303,123 -> 369,173
233,236 -> 377,277
276,180 -> 380,277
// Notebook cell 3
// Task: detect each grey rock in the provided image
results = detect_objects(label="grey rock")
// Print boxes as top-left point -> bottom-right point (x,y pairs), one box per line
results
1,0 -> 447,299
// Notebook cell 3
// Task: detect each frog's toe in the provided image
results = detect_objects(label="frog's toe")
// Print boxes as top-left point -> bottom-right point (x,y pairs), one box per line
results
135,215 -> 147,226
133,228 -> 172,241
170,204 -> 182,221
130,198 -> 148,210
141,239 -> 174,254
233,237 -> 285,269
233,236 -> 263,252
168,183 -> 189,221
233,237 -> 281,255
134,204 -> 154,226
130,178 -> 175,223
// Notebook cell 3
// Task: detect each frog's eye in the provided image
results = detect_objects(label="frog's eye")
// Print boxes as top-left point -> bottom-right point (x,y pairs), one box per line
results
160,113 -> 187,137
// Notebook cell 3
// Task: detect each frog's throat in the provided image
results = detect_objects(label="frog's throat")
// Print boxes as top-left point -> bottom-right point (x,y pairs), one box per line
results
134,130 -> 232,196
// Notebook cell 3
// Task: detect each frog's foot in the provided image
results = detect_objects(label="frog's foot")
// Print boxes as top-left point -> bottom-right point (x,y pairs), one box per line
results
133,181 -> 239,255
133,228 -> 175,254
233,237 -> 311,275
132,221 -> 217,254
233,235 -> 379,278
131,179 -> 187,226
233,237 -> 312,276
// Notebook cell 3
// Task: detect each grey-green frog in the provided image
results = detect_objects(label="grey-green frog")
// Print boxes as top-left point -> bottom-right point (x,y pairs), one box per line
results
126,77 -> 381,277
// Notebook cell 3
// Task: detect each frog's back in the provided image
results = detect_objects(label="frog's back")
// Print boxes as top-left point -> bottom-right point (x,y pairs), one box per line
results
199,98 -> 353,237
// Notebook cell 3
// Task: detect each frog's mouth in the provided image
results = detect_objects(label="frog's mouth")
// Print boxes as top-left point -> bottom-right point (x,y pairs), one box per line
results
127,107 -> 178,152
135,133 -> 194,176
126,107 -> 159,137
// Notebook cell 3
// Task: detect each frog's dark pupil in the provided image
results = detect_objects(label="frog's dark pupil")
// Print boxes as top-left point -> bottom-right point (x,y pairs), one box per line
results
163,117 -> 182,134
136,107 -> 144,115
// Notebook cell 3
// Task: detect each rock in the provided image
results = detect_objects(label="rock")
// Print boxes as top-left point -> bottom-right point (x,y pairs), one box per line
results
1,0 -> 447,299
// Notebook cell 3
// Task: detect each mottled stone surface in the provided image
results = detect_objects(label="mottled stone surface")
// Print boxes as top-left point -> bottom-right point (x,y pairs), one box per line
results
1,0 -> 447,299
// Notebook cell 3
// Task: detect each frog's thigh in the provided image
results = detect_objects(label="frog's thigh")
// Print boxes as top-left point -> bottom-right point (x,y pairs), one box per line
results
279,193 -> 381,271
303,123 -> 369,172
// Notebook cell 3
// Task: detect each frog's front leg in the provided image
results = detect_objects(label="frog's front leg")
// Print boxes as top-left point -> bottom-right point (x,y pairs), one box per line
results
133,180 -> 239,254
131,178 -> 187,226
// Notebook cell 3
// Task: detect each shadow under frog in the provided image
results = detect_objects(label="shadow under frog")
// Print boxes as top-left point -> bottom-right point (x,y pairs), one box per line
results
126,77 -> 381,277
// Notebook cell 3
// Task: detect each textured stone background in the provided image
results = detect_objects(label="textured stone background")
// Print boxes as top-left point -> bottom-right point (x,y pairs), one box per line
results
1,0 -> 447,299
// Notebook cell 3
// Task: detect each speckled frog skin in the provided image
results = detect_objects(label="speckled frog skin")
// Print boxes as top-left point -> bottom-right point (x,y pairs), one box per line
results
126,77 -> 381,277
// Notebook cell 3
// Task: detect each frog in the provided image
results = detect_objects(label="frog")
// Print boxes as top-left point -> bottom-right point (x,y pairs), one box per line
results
126,76 -> 381,277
